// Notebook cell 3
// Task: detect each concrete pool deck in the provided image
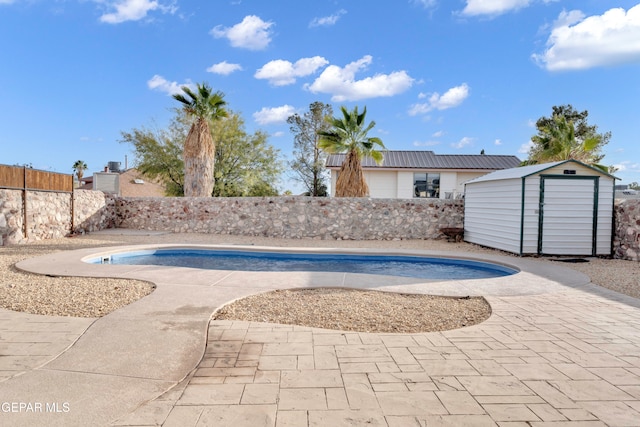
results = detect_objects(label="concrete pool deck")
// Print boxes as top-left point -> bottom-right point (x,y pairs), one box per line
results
3,238 -> 640,426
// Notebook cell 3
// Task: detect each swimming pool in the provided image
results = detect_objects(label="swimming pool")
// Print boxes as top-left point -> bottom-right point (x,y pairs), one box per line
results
88,248 -> 517,280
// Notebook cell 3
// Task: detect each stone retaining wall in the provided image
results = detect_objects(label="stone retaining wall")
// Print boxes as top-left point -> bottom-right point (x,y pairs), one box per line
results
116,197 -> 464,240
0,189 -> 116,244
73,190 -> 117,234
614,199 -> 640,261
2,190 -> 640,261
0,189 -> 24,245
24,190 -> 72,242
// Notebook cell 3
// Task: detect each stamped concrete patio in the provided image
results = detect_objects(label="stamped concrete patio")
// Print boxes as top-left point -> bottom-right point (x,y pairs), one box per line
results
2,233 -> 640,426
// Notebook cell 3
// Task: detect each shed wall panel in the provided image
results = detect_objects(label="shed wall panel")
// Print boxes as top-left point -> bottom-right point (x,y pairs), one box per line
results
540,183 -> 594,255
521,177 -> 541,253
596,178 -> 615,255
464,179 -> 522,253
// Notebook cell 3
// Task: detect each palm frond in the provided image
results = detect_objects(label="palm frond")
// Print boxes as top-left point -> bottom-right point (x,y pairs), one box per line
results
356,106 -> 367,126
181,86 -> 198,103
172,93 -> 191,106
369,150 -> 384,165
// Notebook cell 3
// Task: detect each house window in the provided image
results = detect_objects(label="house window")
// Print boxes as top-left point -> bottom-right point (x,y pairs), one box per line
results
413,173 -> 440,198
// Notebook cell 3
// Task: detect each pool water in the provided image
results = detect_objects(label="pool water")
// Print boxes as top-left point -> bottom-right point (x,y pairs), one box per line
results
92,249 -> 517,280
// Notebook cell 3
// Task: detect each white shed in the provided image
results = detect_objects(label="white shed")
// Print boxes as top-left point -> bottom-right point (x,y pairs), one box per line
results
463,160 -> 616,256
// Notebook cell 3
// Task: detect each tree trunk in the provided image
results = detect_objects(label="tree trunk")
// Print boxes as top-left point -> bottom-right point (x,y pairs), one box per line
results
335,150 -> 369,197
183,118 -> 215,197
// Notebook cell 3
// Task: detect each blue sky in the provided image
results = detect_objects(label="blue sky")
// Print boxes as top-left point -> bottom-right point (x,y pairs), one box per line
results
1,0 -> 640,192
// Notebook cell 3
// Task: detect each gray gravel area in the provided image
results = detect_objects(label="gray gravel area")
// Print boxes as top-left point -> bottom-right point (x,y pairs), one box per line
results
213,288 -> 491,333
0,238 -> 155,318
1,231 -> 638,332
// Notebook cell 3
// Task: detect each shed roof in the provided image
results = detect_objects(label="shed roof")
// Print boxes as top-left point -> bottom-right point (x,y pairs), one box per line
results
325,151 -> 521,170
464,159 -> 615,185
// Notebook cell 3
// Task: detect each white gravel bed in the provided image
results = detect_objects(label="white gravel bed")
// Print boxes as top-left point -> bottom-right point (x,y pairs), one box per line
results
213,288 -> 491,333
0,238 -> 155,318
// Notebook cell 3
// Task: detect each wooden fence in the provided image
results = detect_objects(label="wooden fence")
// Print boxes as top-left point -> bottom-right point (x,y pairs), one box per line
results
0,164 -> 75,241
0,164 -> 74,192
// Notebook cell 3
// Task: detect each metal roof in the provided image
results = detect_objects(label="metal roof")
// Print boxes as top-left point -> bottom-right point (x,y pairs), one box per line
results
464,159 -> 615,185
325,150 -> 521,170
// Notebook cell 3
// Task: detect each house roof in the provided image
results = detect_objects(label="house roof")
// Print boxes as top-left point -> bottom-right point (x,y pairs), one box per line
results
118,169 -> 166,197
464,159 -> 615,185
325,150 -> 521,170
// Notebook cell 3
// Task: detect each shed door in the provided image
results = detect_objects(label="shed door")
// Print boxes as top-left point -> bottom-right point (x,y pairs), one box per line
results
538,176 -> 598,256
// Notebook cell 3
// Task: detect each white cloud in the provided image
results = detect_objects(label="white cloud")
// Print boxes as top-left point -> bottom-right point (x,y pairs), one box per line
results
614,161 -> 640,172
211,15 -> 274,50
147,75 -> 193,96
0,0 -> 16,5
451,136 -> 475,149
432,130 -> 445,138
206,61 -> 243,75
305,55 -> 414,102
408,83 -> 470,115
494,139 -> 502,146
518,140 -> 534,154
99,0 -> 175,24
309,9 -> 346,28
614,163 -> 627,172
255,56 -> 329,86
461,0 -> 531,17
533,5 -> 640,71
253,105 -> 297,125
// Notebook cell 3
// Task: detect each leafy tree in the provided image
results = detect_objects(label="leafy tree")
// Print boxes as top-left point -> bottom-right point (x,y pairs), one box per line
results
525,104 -> 611,172
628,182 -> 640,190
318,106 -> 385,197
209,113 -> 282,197
120,119 -> 185,196
287,102 -> 333,196
173,82 -> 227,197
121,110 -> 283,197
72,160 -> 88,182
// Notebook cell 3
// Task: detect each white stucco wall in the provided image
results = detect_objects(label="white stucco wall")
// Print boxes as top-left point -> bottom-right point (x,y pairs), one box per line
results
455,172 -> 489,196
330,169 -> 496,200
364,170 -> 398,198
397,172 -> 414,199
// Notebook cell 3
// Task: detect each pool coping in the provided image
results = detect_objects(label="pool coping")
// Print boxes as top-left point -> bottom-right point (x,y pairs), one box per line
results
17,243 -> 590,298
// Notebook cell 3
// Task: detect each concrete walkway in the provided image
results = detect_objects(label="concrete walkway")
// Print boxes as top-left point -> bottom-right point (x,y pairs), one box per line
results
4,243 -> 640,426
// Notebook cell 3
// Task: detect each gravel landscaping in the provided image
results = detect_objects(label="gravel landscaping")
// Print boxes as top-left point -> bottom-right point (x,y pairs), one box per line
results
1,231 -> 638,333
213,288 -> 491,333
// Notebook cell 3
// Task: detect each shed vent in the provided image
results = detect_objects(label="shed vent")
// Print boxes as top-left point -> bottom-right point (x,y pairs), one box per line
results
563,169 -> 576,175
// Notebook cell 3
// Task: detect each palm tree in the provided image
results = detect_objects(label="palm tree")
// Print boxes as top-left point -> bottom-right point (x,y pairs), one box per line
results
525,114 -> 607,172
173,83 -> 228,197
318,106 -> 385,197
72,160 -> 87,184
